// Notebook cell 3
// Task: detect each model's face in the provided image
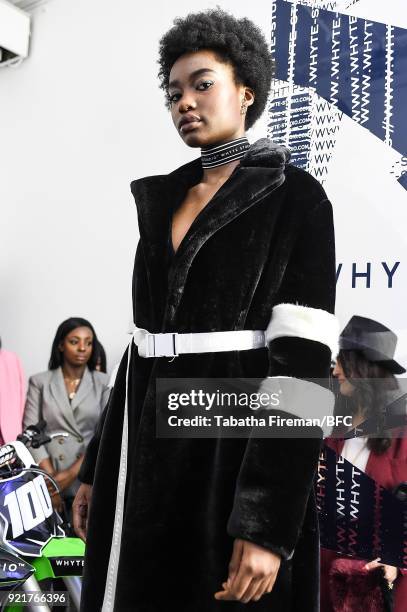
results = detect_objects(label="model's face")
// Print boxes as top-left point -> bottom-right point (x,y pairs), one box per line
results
332,359 -> 355,397
59,326 -> 93,368
168,49 -> 254,148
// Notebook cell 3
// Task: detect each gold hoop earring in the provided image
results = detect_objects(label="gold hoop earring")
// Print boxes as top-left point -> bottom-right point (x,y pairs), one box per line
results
240,101 -> 248,115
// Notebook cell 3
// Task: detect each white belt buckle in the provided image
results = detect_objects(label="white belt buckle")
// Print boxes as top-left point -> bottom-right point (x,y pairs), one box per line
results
150,332 -> 179,358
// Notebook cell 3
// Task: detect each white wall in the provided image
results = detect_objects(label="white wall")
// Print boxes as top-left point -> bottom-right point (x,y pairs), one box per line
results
0,0 -> 270,377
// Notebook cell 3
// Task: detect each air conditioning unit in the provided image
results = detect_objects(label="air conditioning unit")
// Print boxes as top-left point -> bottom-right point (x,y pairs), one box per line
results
0,0 -> 30,66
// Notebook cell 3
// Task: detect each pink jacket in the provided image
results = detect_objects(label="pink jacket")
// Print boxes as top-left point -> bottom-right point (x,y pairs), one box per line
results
0,349 -> 25,443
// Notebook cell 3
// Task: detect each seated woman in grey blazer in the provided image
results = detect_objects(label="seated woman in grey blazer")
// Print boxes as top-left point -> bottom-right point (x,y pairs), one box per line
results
24,317 -> 111,514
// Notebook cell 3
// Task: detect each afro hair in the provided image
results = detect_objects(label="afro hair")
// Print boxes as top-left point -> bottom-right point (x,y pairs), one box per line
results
157,7 -> 275,130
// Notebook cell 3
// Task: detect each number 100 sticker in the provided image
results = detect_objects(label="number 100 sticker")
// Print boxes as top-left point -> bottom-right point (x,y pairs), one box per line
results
4,475 -> 53,538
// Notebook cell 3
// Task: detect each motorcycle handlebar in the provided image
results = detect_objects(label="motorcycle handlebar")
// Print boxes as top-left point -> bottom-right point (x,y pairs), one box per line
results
16,421 -> 72,449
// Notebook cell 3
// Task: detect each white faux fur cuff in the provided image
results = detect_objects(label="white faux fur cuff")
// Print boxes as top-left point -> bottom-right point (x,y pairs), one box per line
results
265,303 -> 339,356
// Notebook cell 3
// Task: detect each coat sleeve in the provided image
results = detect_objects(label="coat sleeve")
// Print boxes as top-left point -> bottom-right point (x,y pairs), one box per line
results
23,376 -> 50,464
16,353 -> 25,436
227,196 -> 338,560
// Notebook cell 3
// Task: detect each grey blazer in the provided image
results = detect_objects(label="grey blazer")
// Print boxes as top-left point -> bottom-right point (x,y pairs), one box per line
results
24,366 -> 110,496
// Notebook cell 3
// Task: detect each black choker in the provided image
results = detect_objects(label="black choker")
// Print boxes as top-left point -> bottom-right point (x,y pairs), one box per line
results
201,137 -> 250,168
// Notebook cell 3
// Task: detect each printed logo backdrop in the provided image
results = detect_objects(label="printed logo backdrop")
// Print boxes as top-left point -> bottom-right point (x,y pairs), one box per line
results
268,0 -> 407,565
267,0 -> 407,365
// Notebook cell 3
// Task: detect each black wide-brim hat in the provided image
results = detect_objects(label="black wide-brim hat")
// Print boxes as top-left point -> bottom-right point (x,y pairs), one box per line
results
339,315 -> 406,374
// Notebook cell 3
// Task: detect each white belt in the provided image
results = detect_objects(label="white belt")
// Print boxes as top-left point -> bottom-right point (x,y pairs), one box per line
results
131,326 -> 267,358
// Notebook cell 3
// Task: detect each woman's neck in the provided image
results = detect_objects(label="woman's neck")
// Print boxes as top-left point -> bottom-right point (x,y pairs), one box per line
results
202,159 -> 241,186
62,362 -> 86,379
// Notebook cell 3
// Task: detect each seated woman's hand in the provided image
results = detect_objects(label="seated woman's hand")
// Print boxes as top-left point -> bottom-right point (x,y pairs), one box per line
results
38,458 -> 57,495
53,468 -> 76,493
214,538 -> 281,603
50,492 -> 64,513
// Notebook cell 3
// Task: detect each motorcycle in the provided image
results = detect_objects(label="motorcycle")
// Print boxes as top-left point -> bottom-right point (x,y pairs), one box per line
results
0,421 -> 85,611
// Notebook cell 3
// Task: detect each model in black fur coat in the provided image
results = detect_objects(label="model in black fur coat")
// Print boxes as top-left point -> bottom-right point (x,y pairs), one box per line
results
73,9 -> 338,611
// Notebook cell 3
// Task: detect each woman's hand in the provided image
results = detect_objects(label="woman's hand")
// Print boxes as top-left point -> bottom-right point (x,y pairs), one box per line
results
51,492 -> 64,513
53,468 -> 76,493
72,483 -> 93,542
363,558 -> 399,585
214,538 -> 281,603
38,458 -> 58,495
53,455 -> 84,493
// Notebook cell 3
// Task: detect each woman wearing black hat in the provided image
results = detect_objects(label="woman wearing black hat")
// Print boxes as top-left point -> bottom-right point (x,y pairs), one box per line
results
321,315 -> 407,612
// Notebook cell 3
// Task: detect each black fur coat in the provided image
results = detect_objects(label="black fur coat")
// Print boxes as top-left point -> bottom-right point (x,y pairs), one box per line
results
78,138 -> 337,611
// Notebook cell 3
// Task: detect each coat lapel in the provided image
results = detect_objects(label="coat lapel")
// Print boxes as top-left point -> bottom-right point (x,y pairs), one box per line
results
70,366 -> 93,412
130,138 -> 290,329
49,367 -> 85,434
